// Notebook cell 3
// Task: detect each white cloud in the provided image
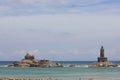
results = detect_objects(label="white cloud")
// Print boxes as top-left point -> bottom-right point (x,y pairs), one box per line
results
0,0 -> 120,16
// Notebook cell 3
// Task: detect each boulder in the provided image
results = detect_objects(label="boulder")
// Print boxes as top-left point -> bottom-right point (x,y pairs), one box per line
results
18,63 -> 30,67
56,63 -> 63,67
21,59 -> 33,64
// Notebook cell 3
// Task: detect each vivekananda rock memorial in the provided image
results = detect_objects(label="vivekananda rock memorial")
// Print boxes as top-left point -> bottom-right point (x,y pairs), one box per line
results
90,46 -> 118,67
9,53 -> 63,67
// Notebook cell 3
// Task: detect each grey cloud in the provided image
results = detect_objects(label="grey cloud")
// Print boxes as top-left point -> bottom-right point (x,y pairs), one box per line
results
63,32 -> 72,35
26,28 -> 40,32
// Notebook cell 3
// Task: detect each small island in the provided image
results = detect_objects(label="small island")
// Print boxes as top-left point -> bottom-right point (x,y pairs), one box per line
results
90,46 -> 118,67
9,53 -> 63,67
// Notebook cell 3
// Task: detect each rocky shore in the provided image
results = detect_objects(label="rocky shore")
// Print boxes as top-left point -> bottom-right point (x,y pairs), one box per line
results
8,53 -> 63,67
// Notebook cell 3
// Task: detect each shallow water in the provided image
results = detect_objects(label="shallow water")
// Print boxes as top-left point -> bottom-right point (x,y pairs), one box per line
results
0,61 -> 120,80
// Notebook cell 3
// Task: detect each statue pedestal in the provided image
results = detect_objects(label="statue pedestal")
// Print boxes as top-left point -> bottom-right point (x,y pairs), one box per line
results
98,57 -> 107,62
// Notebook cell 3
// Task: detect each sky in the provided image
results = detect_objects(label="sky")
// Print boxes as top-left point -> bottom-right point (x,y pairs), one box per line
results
0,0 -> 120,61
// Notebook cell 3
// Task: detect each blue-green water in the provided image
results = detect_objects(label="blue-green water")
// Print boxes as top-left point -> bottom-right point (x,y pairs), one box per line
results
0,61 -> 120,80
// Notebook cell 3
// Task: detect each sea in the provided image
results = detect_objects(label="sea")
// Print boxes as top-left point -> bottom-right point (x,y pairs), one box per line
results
0,61 -> 120,80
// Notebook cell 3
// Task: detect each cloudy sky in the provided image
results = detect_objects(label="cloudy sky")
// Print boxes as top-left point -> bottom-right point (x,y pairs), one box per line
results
0,0 -> 120,61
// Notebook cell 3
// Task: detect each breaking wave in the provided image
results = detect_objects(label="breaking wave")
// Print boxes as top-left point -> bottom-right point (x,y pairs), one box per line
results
63,64 -> 89,68
0,65 -> 8,67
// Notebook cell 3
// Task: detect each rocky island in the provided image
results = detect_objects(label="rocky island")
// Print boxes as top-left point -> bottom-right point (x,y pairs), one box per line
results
9,53 -> 63,67
90,46 -> 118,67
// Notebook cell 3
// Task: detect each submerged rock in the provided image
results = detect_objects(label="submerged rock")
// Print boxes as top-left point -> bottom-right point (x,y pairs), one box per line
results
56,63 -> 63,67
69,64 -> 76,67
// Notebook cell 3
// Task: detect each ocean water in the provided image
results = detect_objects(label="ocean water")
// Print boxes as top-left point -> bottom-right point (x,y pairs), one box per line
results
0,61 -> 120,80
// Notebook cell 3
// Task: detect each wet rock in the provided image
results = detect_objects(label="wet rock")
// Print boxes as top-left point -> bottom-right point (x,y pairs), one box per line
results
56,63 -> 63,67
69,64 -> 75,67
